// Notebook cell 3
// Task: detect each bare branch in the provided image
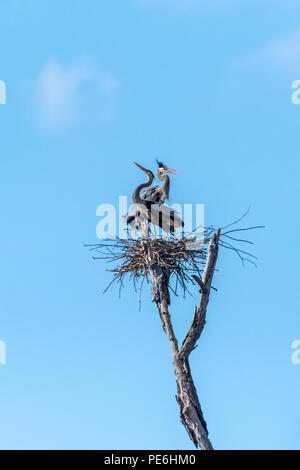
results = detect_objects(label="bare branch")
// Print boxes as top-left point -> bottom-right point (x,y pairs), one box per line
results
180,229 -> 220,360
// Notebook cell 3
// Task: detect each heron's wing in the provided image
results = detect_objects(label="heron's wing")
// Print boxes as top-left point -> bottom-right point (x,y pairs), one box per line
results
125,203 -> 148,228
149,204 -> 184,233
141,185 -> 162,203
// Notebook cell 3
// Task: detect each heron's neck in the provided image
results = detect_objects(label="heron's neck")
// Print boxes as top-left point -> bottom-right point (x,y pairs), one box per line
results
158,172 -> 170,200
132,176 -> 153,204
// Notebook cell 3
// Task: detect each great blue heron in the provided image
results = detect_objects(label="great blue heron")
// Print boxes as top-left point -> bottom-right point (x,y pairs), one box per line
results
141,160 -> 177,204
126,162 -> 184,235
126,162 -> 154,232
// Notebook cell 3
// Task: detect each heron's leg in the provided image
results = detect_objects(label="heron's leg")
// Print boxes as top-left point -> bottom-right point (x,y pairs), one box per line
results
149,225 -> 154,239
139,219 -> 147,239
144,220 -> 150,240
152,223 -> 157,239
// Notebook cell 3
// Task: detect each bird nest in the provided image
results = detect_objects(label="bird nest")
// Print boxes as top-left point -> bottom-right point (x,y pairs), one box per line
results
86,211 -> 264,300
86,226 -> 218,298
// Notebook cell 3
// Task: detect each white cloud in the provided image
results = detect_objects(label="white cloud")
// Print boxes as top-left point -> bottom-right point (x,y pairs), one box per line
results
246,28 -> 300,71
36,58 -> 118,128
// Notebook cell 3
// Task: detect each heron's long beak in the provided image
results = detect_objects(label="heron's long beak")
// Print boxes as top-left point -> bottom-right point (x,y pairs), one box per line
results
133,162 -> 147,172
165,168 -> 177,175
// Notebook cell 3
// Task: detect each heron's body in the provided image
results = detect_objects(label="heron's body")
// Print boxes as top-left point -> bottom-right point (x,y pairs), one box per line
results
141,173 -> 169,203
147,202 -> 184,233
126,162 -> 184,234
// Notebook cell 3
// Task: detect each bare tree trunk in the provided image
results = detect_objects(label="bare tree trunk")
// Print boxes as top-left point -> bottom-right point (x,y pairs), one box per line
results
146,230 -> 220,450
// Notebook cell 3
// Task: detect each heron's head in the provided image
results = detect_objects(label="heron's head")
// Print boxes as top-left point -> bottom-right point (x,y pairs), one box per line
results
133,162 -> 155,180
155,159 -> 177,177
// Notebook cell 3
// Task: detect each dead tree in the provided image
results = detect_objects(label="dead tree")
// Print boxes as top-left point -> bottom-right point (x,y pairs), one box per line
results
147,231 -> 219,450
86,215 -> 263,450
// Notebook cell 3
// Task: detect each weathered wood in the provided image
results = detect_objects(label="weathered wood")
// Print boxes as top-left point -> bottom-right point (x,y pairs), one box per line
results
180,230 -> 220,359
146,230 -> 220,450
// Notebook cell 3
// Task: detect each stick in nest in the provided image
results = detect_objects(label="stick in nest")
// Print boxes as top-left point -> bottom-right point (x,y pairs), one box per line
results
85,215 -> 264,298
86,235 -> 211,298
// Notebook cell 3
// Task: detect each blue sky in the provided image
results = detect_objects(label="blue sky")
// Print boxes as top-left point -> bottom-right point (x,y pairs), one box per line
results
0,0 -> 300,450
